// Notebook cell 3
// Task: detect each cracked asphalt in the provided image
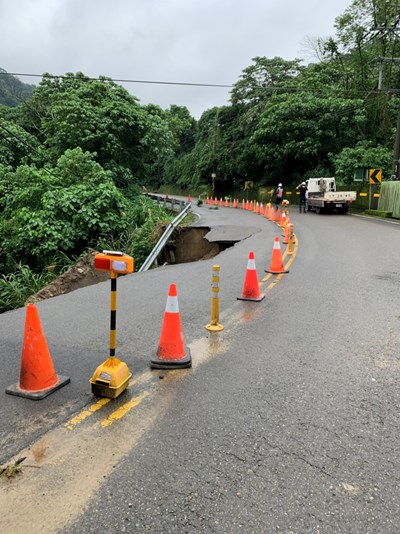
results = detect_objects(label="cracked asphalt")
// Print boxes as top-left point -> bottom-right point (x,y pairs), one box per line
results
2,203 -> 400,533
64,211 -> 400,533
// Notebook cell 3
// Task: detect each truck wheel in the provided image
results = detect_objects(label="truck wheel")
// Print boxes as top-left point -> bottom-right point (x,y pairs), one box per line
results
339,205 -> 349,214
316,207 -> 322,214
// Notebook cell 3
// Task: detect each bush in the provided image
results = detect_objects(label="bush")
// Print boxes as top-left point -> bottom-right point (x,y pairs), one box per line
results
364,209 -> 392,218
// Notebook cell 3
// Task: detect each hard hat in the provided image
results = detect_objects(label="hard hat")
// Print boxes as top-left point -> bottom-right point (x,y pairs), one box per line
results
278,183 -> 282,187
302,181 -> 306,185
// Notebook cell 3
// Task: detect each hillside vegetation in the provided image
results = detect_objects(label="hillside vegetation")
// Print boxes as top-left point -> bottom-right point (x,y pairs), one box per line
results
0,0 -> 399,311
0,69 -> 35,107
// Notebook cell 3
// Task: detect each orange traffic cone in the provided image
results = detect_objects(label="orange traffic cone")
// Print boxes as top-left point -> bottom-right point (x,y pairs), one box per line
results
6,304 -> 70,400
276,208 -> 282,225
265,237 -> 289,274
150,284 -> 191,369
237,252 -> 265,302
269,207 -> 276,222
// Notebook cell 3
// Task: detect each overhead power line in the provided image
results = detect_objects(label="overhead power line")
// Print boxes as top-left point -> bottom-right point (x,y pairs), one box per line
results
0,71 -> 233,89
0,69 -> 384,101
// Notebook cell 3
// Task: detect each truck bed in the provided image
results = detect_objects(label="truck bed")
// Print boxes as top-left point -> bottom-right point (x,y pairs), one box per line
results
308,191 -> 357,202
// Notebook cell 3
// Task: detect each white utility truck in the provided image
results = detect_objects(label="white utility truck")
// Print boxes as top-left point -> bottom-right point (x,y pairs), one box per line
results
306,177 -> 357,214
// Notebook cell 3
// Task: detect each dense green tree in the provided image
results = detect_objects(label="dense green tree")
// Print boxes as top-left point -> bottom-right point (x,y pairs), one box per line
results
252,92 -> 367,181
0,148 -> 129,270
15,73 -> 175,189
333,142 -> 392,184
230,57 -> 303,107
0,114 -> 40,168
166,105 -> 197,155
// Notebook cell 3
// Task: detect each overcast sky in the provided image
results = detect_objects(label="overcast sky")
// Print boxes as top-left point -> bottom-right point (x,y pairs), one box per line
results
0,0 -> 351,118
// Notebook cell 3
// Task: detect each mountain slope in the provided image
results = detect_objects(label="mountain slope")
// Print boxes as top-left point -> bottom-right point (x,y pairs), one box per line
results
0,68 -> 35,106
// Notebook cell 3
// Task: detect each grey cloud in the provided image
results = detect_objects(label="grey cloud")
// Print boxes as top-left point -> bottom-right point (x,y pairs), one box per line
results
0,0 -> 351,117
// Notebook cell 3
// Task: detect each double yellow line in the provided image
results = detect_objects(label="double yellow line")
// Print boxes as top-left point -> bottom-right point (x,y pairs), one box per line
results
66,374 -> 152,430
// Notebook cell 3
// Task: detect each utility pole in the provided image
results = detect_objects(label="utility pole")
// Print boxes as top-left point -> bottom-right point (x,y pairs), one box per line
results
376,57 -> 400,180
211,110 -> 220,195
371,6 -> 400,180
393,103 -> 400,180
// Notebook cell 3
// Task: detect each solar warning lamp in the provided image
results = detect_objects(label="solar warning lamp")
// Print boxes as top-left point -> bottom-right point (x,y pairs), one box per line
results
89,251 -> 134,399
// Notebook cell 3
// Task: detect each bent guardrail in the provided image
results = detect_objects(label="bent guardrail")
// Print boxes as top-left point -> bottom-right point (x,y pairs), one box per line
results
139,199 -> 191,272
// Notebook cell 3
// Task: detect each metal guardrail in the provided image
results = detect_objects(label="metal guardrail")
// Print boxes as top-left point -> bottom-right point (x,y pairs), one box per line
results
144,193 -> 188,212
138,195 -> 191,272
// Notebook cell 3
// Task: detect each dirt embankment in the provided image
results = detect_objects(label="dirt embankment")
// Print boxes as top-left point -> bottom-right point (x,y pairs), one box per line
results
26,227 -> 224,304
27,251 -> 109,304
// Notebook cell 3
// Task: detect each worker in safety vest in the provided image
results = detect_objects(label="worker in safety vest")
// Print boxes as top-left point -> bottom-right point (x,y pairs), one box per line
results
275,183 -> 283,209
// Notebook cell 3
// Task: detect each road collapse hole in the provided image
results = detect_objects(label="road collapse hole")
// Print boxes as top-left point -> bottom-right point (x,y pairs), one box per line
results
162,227 -> 234,264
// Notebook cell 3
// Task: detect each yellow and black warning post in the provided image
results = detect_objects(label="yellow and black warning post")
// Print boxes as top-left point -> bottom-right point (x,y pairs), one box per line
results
205,264 -> 224,332
287,224 -> 295,255
90,250 -> 134,399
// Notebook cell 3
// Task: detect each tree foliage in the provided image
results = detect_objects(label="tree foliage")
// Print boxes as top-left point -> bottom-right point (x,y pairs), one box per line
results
0,0 -> 399,307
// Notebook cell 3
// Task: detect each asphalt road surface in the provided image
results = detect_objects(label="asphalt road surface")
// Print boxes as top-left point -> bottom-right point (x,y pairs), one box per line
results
1,202 -> 400,534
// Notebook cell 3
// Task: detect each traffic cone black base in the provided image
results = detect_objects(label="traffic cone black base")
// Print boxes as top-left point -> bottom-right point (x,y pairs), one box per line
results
150,348 -> 192,370
6,375 -> 70,401
237,294 -> 265,302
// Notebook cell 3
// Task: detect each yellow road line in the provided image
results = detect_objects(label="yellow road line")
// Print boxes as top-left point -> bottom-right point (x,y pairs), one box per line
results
259,233 -> 298,290
65,398 -> 111,430
65,379 -> 137,430
101,391 -> 150,428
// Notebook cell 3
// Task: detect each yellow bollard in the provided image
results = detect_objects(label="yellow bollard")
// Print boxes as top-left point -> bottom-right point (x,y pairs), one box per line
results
287,224 -> 295,255
205,265 -> 224,332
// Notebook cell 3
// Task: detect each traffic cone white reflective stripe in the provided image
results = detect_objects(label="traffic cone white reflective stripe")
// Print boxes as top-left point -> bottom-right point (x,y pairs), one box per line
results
247,257 -> 256,270
165,293 -> 179,313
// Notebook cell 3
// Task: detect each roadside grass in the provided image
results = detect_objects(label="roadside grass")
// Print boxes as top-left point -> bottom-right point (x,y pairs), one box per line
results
0,263 -> 55,313
0,457 -> 26,480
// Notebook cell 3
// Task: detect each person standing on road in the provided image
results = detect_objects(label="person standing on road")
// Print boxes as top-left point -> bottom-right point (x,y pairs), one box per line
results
297,181 -> 308,213
275,183 -> 283,210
